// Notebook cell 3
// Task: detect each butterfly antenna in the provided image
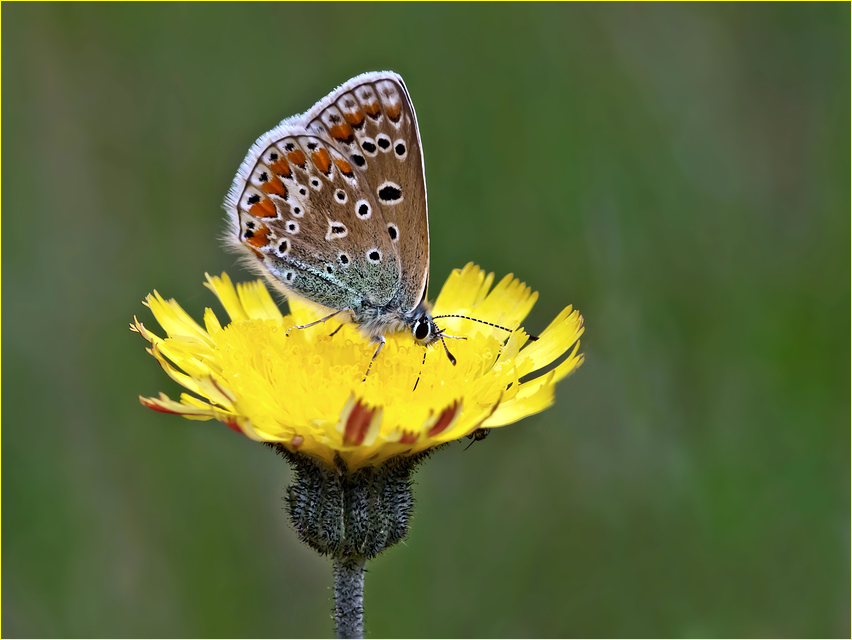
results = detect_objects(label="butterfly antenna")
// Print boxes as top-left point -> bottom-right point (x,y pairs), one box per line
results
412,350 -> 428,391
433,314 -> 539,341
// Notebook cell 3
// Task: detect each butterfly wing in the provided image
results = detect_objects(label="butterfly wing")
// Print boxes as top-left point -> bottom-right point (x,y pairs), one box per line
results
305,72 -> 430,312
225,93 -> 401,312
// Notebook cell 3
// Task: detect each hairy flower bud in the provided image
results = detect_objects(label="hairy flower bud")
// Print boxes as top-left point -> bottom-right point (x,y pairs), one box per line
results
271,444 -> 441,558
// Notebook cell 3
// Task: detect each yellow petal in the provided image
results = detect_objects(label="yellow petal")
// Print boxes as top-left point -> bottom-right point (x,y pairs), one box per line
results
204,273 -> 249,322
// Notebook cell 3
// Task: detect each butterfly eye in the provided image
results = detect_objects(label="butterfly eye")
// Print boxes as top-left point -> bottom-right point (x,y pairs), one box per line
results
413,319 -> 431,342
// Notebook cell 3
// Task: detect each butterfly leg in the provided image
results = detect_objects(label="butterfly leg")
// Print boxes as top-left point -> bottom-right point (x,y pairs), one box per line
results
362,335 -> 386,382
328,323 -> 345,338
289,308 -> 350,334
412,350 -> 429,392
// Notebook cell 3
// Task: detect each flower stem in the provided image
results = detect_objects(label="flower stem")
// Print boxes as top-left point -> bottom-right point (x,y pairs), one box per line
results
333,555 -> 366,639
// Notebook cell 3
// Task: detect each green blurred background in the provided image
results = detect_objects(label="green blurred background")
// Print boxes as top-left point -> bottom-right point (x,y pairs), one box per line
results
4,3 -> 849,637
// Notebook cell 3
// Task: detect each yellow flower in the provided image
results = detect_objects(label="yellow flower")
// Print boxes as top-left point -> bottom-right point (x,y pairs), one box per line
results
132,263 -> 584,469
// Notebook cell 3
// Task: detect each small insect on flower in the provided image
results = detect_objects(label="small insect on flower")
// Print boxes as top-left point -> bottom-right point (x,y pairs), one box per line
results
464,428 -> 491,451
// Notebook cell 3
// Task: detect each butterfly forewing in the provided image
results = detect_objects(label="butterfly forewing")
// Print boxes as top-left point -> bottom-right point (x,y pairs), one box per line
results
306,74 -> 430,311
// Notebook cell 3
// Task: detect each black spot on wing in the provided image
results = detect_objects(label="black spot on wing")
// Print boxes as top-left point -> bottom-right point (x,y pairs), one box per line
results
378,184 -> 402,202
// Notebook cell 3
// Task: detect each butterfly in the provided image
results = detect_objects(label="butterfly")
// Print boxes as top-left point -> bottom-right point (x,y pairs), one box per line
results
225,71 -> 523,378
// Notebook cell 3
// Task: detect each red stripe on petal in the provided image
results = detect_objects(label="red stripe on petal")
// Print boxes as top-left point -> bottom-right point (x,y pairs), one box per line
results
428,400 -> 461,437
291,436 -> 304,448
399,431 -> 418,445
140,398 -> 184,415
344,400 -> 376,446
223,418 -> 243,434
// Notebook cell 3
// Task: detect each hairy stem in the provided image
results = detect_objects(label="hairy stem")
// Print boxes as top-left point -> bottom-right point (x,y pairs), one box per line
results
333,555 -> 366,639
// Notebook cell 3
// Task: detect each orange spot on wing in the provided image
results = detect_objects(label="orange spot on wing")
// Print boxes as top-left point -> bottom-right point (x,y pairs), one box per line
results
250,197 -> 277,218
245,224 -> 270,248
427,400 -> 461,437
343,109 -> 364,128
269,158 -> 291,178
363,102 -> 380,118
261,175 -> 287,197
287,149 -> 306,167
385,103 -> 401,121
344,400 -> 376,446
329,123 -> 354,144
311,148 -> 331,174
334,157 -> 353,175
250,247 -> 264,259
